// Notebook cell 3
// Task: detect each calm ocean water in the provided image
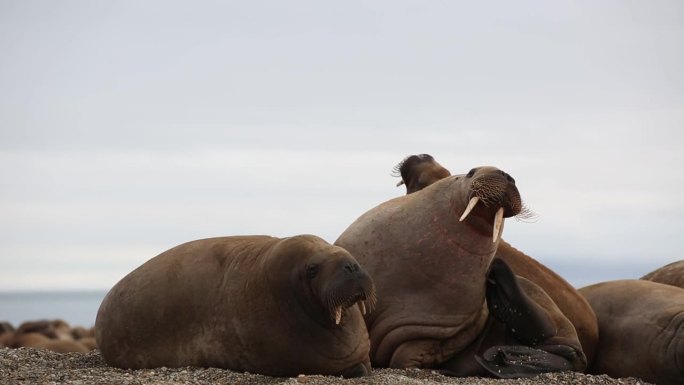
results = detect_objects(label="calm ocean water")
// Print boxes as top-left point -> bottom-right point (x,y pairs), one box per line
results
0,291 -> 108,328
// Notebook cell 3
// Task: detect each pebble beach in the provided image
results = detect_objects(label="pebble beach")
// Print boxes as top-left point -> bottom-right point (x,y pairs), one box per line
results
0,348 -> 651,385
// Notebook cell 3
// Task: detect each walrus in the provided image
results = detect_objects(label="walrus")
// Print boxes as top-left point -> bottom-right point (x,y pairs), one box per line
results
392,154 -> 452,193
641,259 -> 684,288
96,234 -> 376,377
6,320 -> 90,353
579,280 -> 684,385
9,332 -> 90,353
336,166 -> 586,377
0,321 -> 14,347
391,154 -> 599,364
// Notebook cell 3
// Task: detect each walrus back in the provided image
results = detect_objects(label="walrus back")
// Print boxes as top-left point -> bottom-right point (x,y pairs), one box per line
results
95,235 -> 278,369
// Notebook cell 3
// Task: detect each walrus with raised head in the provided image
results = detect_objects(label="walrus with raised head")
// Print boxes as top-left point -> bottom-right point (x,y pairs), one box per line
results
96,235 -> 376,377
579,280 -> 684,385
641,259 -> 684,288
336,165 -> 586,377
391,154 -> 599,365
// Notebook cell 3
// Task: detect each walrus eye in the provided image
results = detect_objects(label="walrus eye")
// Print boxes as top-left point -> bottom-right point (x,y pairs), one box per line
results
306,264 -> 319,279
466,168 -> 476,178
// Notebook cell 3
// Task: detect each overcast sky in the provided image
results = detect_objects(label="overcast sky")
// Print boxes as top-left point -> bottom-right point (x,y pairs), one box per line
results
1,0 -> 683,291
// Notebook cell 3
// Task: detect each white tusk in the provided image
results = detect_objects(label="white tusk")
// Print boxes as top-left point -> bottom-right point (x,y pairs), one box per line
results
335,306 -> 342,325
493,207 -> 504,243
357,300 -> 367,315
460,197 -> 480,222
396,180 -> 405,187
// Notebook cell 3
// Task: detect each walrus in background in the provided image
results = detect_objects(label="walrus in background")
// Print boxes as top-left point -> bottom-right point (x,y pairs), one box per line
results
392,154 -> 451,193
579,280 -> 684,385
9,332 -> 90,353
391,154 -> 599,365
96,235 -> 376,378
6,320 -> 90,353
0,321 -> 14,347
641,260 -> 684,288
336,165 -> 586,377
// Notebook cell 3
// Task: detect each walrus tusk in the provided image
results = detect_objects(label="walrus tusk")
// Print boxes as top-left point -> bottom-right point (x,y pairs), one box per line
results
357,300 -> 367,315
493,207 -> 504,243
460,197 -> 480,222
396,180 -> 405,187
335,307 -> 342,325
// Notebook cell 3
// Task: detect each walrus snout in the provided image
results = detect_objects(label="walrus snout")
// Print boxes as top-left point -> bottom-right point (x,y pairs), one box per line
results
323,261 -> 377,326
459,167 -> 522,243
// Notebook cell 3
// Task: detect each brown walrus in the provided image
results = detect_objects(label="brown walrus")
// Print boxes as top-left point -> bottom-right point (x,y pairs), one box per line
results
0,321 -> 14,347
579,280 -> 684,385
641,259 -> 684,288
392,154 -> 452,193
336,166 -> 586,377
9,332 -> 90,353
96,235 -> 376,377
391,154 -> 599,364
5,320 -> 90,353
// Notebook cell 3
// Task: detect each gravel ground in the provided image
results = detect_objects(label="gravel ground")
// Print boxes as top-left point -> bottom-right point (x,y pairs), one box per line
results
0,347 -> 652,385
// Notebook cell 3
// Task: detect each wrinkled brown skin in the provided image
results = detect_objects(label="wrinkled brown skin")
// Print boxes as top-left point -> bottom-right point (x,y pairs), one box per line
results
579,280 -> 684,385
394,154 -> 598,365
336,167 -> 586,376
642,260 -> 684,288
96,235 -> 375,377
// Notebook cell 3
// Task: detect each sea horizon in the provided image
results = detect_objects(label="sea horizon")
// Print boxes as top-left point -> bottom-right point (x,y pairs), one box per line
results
0,290 -> 108,328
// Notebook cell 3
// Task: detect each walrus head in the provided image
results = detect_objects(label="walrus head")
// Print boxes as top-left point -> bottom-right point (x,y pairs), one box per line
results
392,154 -> 452,194
304,250 -> 376,326
456,166 -> 526,243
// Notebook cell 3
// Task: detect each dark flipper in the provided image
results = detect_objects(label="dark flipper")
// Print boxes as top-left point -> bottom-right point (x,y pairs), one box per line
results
475,345 -> 573,378
477,258 -> 586,377
485,258 -> 555,346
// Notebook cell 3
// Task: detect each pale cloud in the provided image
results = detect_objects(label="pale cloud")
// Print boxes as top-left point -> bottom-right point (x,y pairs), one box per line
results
1,0 -> 683,290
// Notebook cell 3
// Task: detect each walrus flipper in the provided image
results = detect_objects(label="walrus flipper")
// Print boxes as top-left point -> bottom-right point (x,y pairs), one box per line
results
485,258 -> 556,345
475,345 -> 573,378
479,258 -> 585,377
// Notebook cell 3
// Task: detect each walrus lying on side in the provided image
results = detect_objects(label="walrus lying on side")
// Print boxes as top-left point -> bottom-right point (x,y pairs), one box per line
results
96,235 -> 376,378
391,154 -> 599,365
579,280 -> 684,385
336,165 -> 586,378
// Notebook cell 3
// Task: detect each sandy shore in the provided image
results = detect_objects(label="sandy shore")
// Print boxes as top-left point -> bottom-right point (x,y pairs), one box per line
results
0,347 -> 653,385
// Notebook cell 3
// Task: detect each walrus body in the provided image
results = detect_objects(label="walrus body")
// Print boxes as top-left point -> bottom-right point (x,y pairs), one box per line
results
392,154 -> 598,365
641,260 -> 684,288
579,280 -> 684,385
96,235 -> 375,377
336,166 -> 586,377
